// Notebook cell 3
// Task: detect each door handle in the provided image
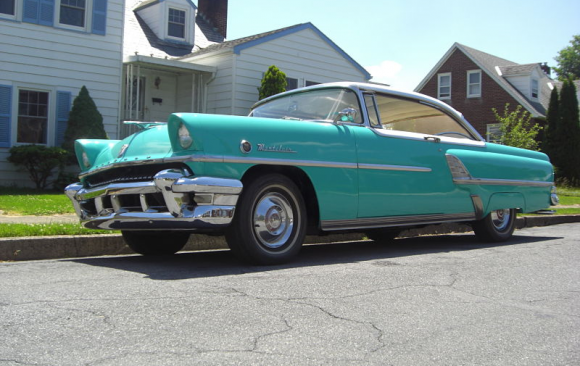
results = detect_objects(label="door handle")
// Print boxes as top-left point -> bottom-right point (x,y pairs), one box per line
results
424,136 -> 441,143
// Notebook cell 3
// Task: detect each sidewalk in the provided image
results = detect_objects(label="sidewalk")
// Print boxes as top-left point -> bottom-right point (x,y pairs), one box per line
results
1,213 -> 580,262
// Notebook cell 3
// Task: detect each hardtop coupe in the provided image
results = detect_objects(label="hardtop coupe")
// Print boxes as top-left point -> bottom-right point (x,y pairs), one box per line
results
65,82 -> 558,264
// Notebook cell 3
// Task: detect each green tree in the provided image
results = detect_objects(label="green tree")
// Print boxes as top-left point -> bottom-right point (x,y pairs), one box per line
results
258,65 -> 287,100
492,104 -> 542,151
557,78 -> 580,182
62,86 -> 107,161
543,87 -> 560,161
554,34 -> 580,81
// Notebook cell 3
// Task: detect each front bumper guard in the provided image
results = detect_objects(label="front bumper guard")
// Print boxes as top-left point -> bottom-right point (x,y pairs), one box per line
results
65,169 -> 243,231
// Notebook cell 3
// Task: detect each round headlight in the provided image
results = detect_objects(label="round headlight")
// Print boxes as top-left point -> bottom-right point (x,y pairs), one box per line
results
82,151 -> 91,168
178,123 -> 193,149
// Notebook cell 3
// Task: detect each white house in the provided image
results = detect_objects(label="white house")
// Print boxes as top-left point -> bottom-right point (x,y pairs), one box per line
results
122,0 -> 370,136
179,22 -> 372,116
0,0 -> 124,186
0,0 -> 371,186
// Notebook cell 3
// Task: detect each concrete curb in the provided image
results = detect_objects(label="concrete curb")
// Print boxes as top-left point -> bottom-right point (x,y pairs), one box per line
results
1,215 -> 579,261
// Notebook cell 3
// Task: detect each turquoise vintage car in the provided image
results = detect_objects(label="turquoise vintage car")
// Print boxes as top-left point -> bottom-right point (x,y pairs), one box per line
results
65,82 -> 558,264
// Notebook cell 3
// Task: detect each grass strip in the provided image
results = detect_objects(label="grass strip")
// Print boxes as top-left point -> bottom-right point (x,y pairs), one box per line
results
0,223 -> 119,238
0,187 -> 74,215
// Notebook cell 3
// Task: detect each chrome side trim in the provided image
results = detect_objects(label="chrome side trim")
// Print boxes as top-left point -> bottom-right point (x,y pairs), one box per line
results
453,177 -> 553,187
321,212 -> 476,231
80,153 -> 432,180
218,155 -> 358,169
358,163 -> 431,172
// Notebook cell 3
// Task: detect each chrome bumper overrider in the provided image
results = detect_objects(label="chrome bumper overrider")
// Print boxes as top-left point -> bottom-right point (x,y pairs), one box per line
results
65,169 -> 243,230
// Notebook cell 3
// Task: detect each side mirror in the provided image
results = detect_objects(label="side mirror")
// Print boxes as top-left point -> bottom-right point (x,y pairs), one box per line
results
334,108 -> 358,124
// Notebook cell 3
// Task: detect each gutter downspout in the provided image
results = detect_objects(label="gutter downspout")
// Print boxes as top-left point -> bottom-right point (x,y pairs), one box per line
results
203,72 -> 216,113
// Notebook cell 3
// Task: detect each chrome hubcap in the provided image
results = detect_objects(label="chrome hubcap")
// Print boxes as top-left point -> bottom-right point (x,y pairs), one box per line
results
253,192 -> 294,249
491,209 -> 511,231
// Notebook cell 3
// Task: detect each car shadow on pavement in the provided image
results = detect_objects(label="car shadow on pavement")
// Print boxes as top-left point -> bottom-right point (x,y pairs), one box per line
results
68,233 -> 561,281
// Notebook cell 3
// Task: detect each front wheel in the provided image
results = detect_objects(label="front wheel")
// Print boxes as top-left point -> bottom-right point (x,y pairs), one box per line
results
472,208 -> 517,242
226,174 -> 307,265
122,231 -> 190,256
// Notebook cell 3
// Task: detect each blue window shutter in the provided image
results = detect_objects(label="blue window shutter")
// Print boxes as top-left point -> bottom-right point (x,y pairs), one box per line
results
23,0 -> 40,24
55,91 -> 71,147
23,0 -> 54,25
39,0 -> 55,27
0,85 -> 13,148
92,0 -> 107,35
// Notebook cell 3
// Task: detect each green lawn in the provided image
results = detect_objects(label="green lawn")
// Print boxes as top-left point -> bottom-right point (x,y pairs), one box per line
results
0,223 -> 118,238
0,187 -> 74,215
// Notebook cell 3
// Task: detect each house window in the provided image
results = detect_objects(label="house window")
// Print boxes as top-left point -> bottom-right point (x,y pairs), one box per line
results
437,73 -> 451,100
467,70 -> 482,98
486,123 -> 501,143
286,78 -> 298,91
0,0 -> 15,16
60,0 -> 86,27
306,81 -> 320,87
531,79 -> 539,99
17,90 -> 49,144
168,8 -> 185,39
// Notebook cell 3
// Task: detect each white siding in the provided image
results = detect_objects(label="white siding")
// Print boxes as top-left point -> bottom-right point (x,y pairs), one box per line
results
0,0 -> 124,187
190,52 -> 234,115
212,28 -> 367,116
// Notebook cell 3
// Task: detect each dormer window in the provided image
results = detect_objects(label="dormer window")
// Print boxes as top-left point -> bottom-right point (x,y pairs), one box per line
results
168,8 -> 185,38
531,79 -> 539,99
59,0 -> 86,28
134,0 -> 195,45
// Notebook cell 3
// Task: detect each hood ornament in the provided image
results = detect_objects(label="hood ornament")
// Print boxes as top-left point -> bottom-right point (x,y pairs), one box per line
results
117,144 -> 129,158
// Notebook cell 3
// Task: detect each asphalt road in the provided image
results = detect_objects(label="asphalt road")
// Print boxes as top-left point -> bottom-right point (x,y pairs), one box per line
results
1,223 -> 579,366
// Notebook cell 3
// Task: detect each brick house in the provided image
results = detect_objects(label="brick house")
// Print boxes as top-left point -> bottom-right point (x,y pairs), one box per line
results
415,43 -> 554,141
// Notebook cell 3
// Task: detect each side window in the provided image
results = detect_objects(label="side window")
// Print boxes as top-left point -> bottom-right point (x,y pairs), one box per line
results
251,88 -> 362,123
0,0 -> 16,17
364,93 -> 380,127
438,73 -> 451,100
286,77 -> 298,91
374,93 -> 474,139
467,70 -> 482,98
17,89 -> 50,144
60,0 -> 86,27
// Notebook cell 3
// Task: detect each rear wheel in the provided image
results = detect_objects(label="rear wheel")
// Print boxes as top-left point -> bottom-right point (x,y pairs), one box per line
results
226,174 -> 306,265
472,208 -> 516,242
122,231 -> 190,256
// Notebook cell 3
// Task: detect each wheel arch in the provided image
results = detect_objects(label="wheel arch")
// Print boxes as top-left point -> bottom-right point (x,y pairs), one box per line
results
240,165 -> 321,231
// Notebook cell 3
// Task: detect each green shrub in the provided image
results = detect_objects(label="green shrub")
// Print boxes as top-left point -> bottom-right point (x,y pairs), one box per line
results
62,86 -> 107,163
7,145 -> 68,189
258,65 -> 287,100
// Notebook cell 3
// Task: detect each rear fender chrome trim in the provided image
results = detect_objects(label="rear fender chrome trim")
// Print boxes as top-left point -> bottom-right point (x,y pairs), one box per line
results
446,154 -> 552,188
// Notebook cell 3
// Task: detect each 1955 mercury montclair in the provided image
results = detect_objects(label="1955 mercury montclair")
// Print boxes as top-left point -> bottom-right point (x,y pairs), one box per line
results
65,82 -> 558,264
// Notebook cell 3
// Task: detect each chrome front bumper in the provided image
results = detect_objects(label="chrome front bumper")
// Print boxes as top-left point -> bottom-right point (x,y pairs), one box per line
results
65,169 -> 243,230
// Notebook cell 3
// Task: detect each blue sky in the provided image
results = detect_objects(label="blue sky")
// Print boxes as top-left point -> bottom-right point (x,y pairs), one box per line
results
226,0 -> 580,91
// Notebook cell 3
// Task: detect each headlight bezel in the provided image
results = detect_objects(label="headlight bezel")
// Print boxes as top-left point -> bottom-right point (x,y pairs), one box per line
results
178,123 -> 193,149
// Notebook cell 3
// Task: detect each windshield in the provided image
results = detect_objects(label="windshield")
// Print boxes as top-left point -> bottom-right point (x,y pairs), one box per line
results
250,88 -> 363,123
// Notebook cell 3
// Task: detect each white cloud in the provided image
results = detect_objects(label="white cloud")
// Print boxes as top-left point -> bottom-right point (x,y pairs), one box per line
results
365,60 -> 403,83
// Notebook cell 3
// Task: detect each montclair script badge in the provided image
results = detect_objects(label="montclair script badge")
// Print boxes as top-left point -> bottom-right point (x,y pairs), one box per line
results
257,144 -> 296,153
